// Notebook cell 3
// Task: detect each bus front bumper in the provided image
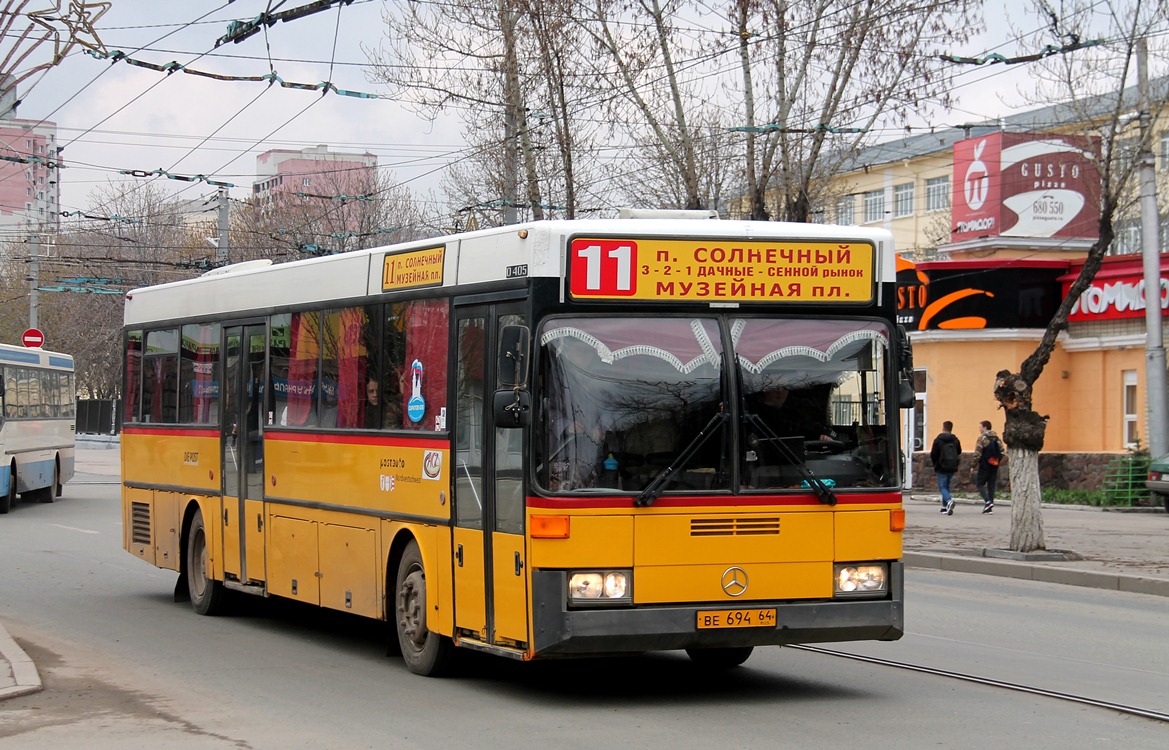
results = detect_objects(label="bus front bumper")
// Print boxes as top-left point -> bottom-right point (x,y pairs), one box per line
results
530,562 -> 904,657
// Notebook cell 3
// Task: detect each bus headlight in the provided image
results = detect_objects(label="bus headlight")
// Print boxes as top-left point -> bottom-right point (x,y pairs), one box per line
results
567,570 -> 631,605
833,563 -> 888,597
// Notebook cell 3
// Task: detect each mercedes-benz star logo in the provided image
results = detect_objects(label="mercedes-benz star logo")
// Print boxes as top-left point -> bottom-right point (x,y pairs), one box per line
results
721,566 -> 748,597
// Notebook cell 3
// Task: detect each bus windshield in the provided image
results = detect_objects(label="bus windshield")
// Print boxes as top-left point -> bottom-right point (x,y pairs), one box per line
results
536,316 -> 897,495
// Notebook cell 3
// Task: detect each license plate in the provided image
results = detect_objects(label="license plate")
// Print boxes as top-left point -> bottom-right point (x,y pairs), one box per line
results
696,608 -> 777,629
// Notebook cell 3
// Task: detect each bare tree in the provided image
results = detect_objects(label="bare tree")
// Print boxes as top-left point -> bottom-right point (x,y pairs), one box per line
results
367,0 -> 600,223
729,0 -> 981,222
234,168 -> 430,260
995,0 -> 1169,552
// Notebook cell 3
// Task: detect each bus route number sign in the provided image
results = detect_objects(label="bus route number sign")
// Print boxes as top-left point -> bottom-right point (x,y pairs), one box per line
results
568,237 -> 874,303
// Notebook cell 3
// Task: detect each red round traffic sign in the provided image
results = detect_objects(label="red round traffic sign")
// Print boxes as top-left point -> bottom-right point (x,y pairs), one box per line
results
21,328 -> 44,348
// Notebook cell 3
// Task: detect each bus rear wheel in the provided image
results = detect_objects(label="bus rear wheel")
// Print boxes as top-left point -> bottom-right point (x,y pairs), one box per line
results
37,463 -> 57,503
186,508 -> 225,615
394,540 -> 453,676
685,646 -> 754,669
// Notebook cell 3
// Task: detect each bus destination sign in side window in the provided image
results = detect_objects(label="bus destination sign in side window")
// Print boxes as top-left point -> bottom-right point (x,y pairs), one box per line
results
567,237 -> 875,303
383,246 -> 446,292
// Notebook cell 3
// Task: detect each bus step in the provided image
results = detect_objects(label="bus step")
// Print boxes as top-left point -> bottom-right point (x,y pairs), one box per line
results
452,635 -> 528,661
223,580 -> 268,597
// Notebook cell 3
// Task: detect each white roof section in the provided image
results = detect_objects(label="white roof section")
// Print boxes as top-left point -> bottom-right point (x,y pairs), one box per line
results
123,219 -> 897,327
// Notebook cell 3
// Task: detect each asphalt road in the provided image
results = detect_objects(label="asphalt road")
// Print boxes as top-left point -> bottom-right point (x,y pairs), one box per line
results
1,478 -> 1166,749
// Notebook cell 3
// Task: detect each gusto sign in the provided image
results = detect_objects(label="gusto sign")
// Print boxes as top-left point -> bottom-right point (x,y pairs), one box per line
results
951,132 -> 1100,243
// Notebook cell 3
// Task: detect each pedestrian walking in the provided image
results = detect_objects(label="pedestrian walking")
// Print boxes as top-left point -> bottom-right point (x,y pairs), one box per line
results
929,420 -> 962,515
971,420 -> 1003,513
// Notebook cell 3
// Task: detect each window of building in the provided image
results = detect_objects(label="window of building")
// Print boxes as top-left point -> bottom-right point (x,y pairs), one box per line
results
893,183 -> 914,218
1124,370 -> 1139,448
1110,219 -> 1141,256
926,176 -> 950,212
912,368 -> 927,452
302,177 -> 311,187
1161,133 -> 1169,169
863,189 -> 885,223
836,196 -> 855,225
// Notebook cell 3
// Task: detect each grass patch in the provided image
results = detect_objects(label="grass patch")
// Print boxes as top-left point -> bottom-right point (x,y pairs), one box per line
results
1041,488 -> 1122,506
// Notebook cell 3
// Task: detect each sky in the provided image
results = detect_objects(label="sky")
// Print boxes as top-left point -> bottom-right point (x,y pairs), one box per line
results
3,0 -> 1106,222
10,0 -> 466,216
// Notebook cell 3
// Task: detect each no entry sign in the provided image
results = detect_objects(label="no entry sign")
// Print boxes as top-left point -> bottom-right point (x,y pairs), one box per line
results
21,328 -> 44,348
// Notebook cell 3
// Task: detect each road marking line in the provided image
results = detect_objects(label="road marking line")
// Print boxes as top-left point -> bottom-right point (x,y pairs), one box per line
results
48,523 -> 99,535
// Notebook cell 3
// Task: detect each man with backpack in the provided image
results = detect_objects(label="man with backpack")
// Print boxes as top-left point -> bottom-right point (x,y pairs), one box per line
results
971,420 -> 1004,513
929,421 -> 962,515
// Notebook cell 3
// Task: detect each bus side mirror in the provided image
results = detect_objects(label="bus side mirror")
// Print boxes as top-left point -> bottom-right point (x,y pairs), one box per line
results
895,325 -> 915,409
493,389 -> 531,428
497,325 -> 530,389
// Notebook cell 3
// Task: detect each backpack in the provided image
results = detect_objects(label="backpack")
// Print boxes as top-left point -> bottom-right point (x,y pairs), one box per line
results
984,436 -> 1002,467
938,440 -> 960,473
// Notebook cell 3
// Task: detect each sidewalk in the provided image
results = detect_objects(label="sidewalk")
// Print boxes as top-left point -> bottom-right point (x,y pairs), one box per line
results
904,492 -> 1169,597
3,451 -> 1167,699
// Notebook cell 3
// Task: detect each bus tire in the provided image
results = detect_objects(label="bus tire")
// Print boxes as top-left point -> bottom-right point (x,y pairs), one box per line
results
0,467 -> 13,514
186,508 -> 225,616
38,463 -> 58,503
394,540 -> 453,676
685,646 -> 754,669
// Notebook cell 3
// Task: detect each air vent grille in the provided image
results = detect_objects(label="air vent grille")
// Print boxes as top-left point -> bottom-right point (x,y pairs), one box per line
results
131,502 -> 151,545
690,517 -> 780,536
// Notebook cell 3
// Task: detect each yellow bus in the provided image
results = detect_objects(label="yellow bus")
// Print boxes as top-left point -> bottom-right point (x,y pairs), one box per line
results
122,217 -> 912,675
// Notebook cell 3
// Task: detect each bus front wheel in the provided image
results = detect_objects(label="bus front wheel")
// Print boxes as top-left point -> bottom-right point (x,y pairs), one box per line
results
686,646 -> 754,669
186,508 -> 225,615
394,540 -> 453,676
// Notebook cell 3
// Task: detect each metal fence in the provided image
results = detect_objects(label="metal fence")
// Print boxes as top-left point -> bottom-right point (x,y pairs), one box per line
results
76,399 -> 121,435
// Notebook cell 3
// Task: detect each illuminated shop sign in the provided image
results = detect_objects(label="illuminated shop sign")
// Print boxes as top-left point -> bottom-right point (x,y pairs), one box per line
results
897,256 -> 1064,330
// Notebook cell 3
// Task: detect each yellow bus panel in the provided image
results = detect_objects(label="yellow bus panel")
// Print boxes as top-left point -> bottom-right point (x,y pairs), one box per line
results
264,436 -> 450,522
319,523 -> 379,618
635,561 -> 831,603
122,429 -> 219,491
529,514 -> 634,568
835,510 -> 902,561
633,511 -> 832,566
124,486 -> 154,563
268,514 -> 320,604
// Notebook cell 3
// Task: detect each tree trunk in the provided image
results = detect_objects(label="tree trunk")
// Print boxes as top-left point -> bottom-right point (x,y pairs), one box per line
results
994,370 -> 1049,552
1007,447 -> 1045,552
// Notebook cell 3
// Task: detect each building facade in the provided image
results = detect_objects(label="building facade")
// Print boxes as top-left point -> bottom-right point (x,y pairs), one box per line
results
796,94 -> 1169,488
0,117 -> 60,233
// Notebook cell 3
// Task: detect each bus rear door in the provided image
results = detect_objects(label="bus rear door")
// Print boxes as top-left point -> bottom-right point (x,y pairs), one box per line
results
221,323 -> 268,586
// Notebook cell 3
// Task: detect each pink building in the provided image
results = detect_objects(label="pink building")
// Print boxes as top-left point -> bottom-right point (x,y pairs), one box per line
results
253,144 -> 377,204
0,117 -> 60,231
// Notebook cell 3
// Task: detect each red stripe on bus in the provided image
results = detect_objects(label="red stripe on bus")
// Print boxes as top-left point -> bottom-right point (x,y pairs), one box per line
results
122,426 -> 219,438
525,492 -> 903,510
264,431 -> 446,449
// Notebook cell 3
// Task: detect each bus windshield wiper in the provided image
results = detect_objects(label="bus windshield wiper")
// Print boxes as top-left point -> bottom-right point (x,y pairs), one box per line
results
741,411 -> 837,506
634,408 -> 727,508
735,357 -> 836,506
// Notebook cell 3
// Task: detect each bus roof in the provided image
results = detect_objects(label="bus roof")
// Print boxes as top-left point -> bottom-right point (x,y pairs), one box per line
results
123,219 -> 896,327
0,342 -> 74,369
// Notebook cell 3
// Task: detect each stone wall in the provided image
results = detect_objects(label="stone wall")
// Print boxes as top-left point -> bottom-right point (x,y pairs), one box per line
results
910,452 -> 1132,493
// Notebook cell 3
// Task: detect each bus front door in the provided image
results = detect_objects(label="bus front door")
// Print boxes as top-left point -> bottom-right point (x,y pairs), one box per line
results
452,305 -> 528,649
221,324 -> 268,586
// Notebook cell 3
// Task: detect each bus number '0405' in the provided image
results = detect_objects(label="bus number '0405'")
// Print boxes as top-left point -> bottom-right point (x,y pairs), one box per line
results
571,241 -> 635,296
